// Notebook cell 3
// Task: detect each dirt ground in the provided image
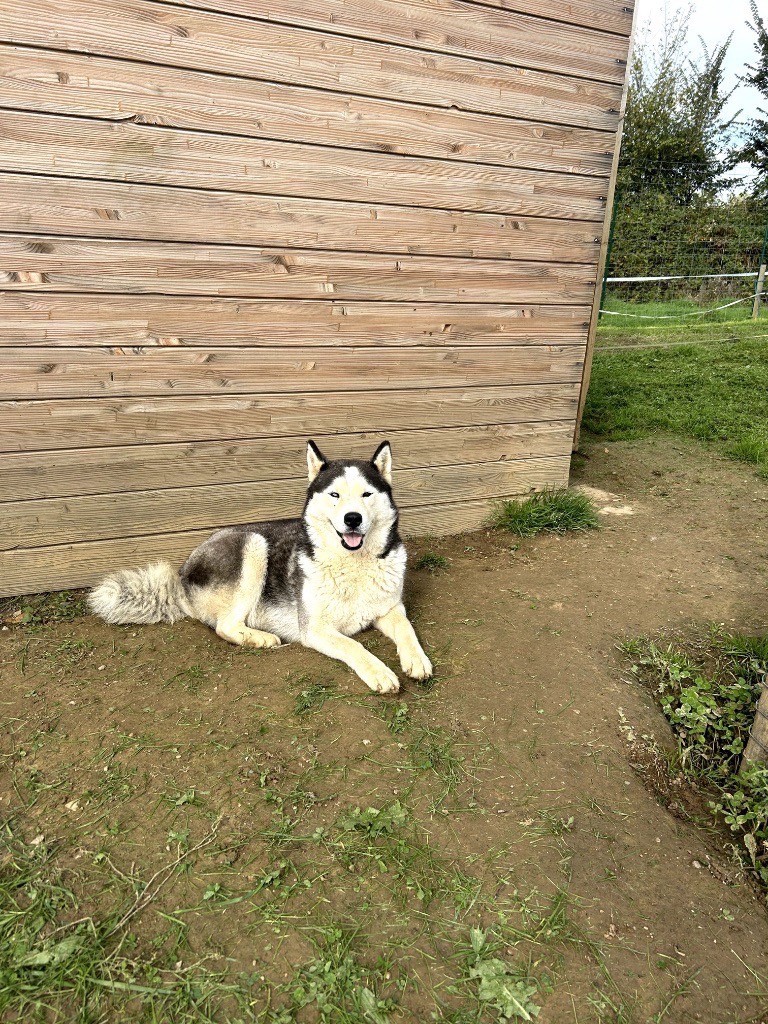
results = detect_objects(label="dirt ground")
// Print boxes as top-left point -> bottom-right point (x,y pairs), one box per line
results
2,435 -> 768,1022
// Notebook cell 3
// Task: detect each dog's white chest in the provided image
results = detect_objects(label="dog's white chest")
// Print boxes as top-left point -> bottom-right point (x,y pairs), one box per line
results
300,548 -> 405,635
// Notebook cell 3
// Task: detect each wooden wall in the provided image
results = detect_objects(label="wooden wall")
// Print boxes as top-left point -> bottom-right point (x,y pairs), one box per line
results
0,0 -> 634,597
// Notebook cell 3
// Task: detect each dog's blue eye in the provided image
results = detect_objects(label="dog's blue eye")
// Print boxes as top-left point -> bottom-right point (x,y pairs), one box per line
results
362,492 -> 372,498
329,491 -> 340,499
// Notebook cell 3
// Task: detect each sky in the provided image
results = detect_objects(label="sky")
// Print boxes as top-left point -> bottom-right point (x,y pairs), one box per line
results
636,0 -> 763,122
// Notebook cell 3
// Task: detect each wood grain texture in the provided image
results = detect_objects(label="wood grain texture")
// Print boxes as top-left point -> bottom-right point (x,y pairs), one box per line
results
0,295 -> 590,348
460,0 -> 634,36
0,383 -> 581,451
0,111 -> 610,220
0,495 -> 516,597
0,344 -> 585,399
0,180 -> 605,262
0,422 -> 574,501
0,234 -> 598,300
0,456 -> 569,550
0,0 -> 623,129
167,0 -> 630,83
0,47 -> 615,176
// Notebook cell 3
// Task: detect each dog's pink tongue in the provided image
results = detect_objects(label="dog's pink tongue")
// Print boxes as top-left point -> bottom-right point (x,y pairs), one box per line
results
344,532 -> 363,549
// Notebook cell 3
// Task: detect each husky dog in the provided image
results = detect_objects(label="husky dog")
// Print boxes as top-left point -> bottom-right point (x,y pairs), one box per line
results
88,441 -> 432,694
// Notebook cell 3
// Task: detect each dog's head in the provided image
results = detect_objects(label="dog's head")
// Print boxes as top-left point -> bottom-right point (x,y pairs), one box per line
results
303,440 -> 398,556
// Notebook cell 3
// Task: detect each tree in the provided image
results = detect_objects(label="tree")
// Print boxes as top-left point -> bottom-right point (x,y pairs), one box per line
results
618,7 -> 738,203
738,0 -> 768,199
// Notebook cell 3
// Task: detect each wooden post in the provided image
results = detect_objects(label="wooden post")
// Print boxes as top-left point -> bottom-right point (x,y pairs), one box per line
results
753,263 -> 766,320
742,679 -> 768,770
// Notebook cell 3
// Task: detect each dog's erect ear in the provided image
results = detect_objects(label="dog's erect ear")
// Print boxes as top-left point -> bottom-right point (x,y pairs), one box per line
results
306,440 -> 327,482
371,441 -> 392,484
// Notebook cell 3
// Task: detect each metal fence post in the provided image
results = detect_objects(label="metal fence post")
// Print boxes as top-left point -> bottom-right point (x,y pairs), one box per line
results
753,222 -> 768,320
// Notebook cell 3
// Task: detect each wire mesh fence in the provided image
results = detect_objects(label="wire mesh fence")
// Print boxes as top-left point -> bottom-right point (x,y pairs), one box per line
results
601,187 -> 768,323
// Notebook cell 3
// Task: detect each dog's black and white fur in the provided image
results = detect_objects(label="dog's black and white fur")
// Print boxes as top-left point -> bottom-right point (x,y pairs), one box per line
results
89,441 -> 432,693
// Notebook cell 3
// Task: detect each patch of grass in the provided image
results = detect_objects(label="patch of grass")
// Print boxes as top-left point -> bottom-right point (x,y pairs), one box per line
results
294,679 -> 338,717
624,629 -> 768,891
413,552 -> 450,573
598,296 -> 755,335
490,489 -> 599,538
0,590 -> 89,627
407,724 -> 466,806
0,823 -> 261,1022
584,336 -> 768,476
281,923 -> 398,1023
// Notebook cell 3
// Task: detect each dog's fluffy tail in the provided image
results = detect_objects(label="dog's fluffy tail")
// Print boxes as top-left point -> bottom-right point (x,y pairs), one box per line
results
88,561 -> 191,625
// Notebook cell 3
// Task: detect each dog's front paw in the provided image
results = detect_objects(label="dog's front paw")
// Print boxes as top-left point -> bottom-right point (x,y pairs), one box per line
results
401,647 -> 433,681
361,661 -> 401,695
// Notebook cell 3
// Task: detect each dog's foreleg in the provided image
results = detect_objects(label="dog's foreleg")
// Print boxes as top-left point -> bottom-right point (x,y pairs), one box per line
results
375,603 -> 433,681
302,626 -> 400,694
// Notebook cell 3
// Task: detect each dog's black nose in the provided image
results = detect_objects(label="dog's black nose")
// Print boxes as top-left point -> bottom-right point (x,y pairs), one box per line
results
344,511 -> 363,530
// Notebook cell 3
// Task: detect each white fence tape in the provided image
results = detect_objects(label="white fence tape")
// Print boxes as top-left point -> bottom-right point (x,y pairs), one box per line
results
606,271 -> 758,283
599,296 -> 754,319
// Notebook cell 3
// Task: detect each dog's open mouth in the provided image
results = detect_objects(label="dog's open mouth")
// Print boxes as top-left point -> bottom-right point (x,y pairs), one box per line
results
338,530 -> 364,551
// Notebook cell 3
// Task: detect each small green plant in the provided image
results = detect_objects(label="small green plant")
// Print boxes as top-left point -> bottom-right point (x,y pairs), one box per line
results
338,802 -> 408,839
286,925 -> 396,1023
627,638 -> 761,781
727,432 -> 768,469
490,489 -> 599,538
625,630 -> 768,891
294,679 -> 337,716
413,552 -> 450,573
1,590 -> 89,626
713,762 -> 768,887
464,928 -> 541,1020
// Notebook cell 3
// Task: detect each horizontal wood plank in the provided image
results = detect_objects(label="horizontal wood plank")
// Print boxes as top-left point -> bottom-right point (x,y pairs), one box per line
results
0,110 -> 610,221
0,0 -> 622,129
0,295 -> 590,347
0,179 -> 605,262
0,344 -> 585,399
0,456 -> 569,550
0,233 -> 598,300
0,382 -> 580,451
167,0 -> 630,83
0,422 -> 574,501
456,0 -> 633,36
0,46 -> 615,176
0,495 -> 518,597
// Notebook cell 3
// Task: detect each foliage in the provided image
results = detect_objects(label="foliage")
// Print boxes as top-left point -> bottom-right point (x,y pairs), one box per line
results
713,762 -> 768,887
0,828 -> 257,1021
737,0 -> 768,200
0,590 -> 89,627
619,8 -> 738,203
464,928 -> 540,1021
490,489 -> 599,538
584,336 -> 768,478
625,631 -> 768,890
628,641 -> 761,780
288,926 -> 396,1024
606,4 -> 766,300
607,192 -> 766,294
337,802 -> 408,839
413,552 -> 450,573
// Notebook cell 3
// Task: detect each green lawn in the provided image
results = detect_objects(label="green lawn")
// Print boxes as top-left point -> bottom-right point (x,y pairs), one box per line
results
600,294 -> 759,331
585,303 -> 768,477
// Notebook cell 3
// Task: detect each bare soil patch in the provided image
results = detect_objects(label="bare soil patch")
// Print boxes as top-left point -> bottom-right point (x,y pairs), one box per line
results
2,436 -> 768,1022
